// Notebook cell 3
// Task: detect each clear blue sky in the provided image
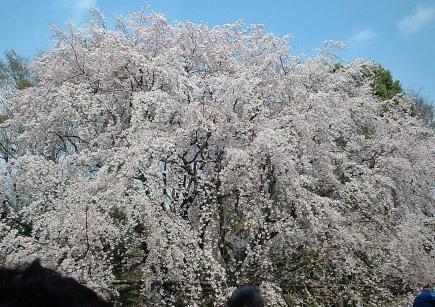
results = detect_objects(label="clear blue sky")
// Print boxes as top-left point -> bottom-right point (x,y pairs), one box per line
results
1,0 -> 434,102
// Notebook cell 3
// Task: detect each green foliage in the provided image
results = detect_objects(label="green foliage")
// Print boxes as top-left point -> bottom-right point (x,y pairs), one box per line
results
283,292 -> 297,306
0,114 -> 8,124
114,269 -> 141,306
359,65 -> 433,129
359,65 -> 402,100
199,298 -> 214,307
109,205 -> 128,226
332,63 -> 344,73
371,67 -> 402,101
361,126 -> 374,139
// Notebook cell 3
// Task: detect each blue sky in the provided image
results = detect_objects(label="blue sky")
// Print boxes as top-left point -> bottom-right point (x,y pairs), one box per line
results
1,0 -> 434,102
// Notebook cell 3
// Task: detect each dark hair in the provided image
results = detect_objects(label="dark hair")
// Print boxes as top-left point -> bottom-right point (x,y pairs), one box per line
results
0,259 -> 112,307
227,285 -> 264,307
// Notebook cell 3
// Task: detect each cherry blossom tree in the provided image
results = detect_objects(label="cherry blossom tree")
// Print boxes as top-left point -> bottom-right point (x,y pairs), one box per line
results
0,8 -> 433,306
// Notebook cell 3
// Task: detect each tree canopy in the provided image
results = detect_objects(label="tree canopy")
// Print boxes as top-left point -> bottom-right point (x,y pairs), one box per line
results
0,50 -> 33,91
371,66 -> 402,101
0,10 -> 434,306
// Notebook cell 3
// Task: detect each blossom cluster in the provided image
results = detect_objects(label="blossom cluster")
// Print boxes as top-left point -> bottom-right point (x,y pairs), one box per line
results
0,9 -> 433,306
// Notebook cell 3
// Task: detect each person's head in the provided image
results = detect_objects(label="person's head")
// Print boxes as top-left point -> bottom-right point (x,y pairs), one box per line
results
227,285 -> 264,307
413,284 -> 435,307
0,259 -> 112,307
